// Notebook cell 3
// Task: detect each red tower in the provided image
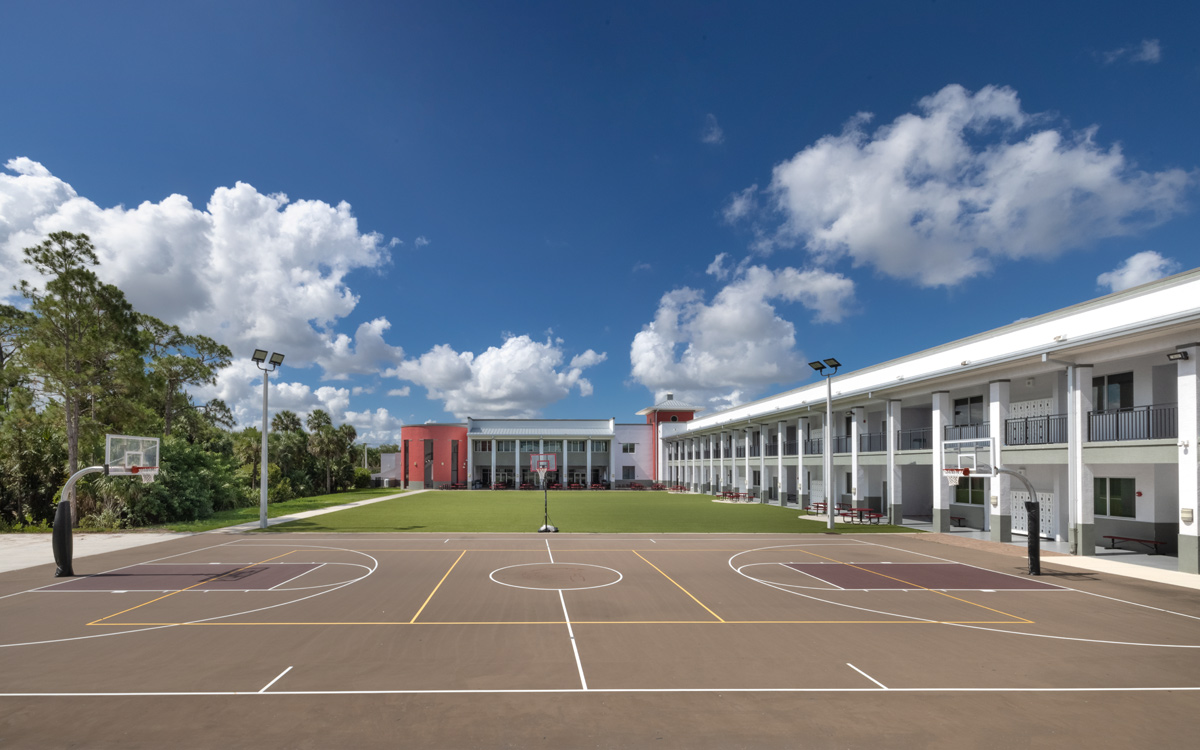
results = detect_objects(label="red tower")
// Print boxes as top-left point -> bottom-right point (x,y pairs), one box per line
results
636,393 -> 701,482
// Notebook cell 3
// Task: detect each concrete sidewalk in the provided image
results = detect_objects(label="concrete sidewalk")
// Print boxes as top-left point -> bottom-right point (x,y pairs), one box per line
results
0,490 -> 421,574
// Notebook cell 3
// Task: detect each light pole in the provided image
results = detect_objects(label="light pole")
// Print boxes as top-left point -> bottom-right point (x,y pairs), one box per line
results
808,358 -> 841,530
252,349 -> 286,530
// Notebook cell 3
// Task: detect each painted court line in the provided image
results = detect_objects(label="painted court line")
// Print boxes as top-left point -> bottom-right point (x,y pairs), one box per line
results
3,686 -> 1199,697
847,663 -> 888,690
559,590 -> 588,690
546,539 -> 554,563
269,563 -> 327,590
632,551 -> 724,623
409,550 -> 465,624
259,666 -> 293,693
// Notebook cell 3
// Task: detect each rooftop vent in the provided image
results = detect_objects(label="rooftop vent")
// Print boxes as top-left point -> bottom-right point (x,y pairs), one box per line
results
666,393 -> 674,400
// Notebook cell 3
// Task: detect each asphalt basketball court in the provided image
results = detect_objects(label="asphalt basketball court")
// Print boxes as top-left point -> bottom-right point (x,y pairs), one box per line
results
2,531 -> 1199,747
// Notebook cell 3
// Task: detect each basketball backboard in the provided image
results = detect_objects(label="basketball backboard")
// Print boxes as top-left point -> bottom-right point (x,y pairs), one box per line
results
943,437 -> 995,478
106,434 -> 161,481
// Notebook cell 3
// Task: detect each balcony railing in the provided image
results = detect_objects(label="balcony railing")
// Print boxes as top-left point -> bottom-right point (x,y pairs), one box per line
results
1006,415 -> 1067,446
784,440 -> 799,456
749,445 -> 761,458
803,438 -> 822,454
831,435 -> 852,454
859,432 -> 885,452
945,423 -> 990,440
1089,404 -> 1177,442
898,428 -> 931,450
735,447 -> 746,458
765,442 -> 779,456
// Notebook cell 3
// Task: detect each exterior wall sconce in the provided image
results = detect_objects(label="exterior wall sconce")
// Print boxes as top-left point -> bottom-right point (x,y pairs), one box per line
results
1167,351 -> 1190,361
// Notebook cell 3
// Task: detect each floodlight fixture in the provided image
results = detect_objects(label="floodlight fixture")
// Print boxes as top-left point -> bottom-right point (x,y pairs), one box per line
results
252,349 -> 268,364
808,361 -> 826,372
823,358 -> 842,369
1167,351 -> 1190,361
268,352 -> 286,366
251,348 -> 286,529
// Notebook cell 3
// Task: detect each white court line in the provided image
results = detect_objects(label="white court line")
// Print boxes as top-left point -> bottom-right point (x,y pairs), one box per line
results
259,666 -> 293,693
0,544 -> 379,650
3,686 -> 1199,697
847,663 -> 888,690
546,539 -> 554,563
270,563 -> 327,591
559,589 -> 588,690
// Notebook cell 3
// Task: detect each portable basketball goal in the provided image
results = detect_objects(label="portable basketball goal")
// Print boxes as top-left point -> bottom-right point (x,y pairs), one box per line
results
52,434 -> 161,578
530,454 -> 558,533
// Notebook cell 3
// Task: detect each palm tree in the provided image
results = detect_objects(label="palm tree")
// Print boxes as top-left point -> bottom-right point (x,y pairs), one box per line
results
308,426 -> 342,495
271,410 -> 303,433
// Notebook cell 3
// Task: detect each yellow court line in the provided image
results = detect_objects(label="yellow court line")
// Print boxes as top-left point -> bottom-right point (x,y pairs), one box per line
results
632,551 -> 724,623
409,550 -> 466,624
87,551 -> 297,625
794,550 -> 1033,624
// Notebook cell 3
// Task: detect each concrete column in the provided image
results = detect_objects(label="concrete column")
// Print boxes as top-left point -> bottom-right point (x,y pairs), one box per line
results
932,391 -> 952,532
799,417 -> 810,507
743,429 -> 751,494
586,439 -> 593,486
1177,345 -> 1200,574
467,437 -> 474,489
490,439 -> 496,486
758,425 -> 767,502
851,406 -> 864,508
1069,365 -> 1095,555
515,438 -> 521,486
989,380 -> 1012,542
887,400 -> 903,525
777,419 -> 786,505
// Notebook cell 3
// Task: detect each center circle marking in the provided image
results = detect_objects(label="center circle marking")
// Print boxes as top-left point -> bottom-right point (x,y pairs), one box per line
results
490,563 -> 623,591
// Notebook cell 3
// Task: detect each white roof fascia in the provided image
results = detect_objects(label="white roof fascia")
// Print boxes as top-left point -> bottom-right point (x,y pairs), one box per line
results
685,269 -> 1200,432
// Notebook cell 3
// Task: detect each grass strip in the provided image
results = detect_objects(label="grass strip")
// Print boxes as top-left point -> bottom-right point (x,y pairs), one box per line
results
269,490 -> 917,534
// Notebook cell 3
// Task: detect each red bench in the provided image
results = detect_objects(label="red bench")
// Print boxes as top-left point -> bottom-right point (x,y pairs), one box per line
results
1103,535 -> 1166,554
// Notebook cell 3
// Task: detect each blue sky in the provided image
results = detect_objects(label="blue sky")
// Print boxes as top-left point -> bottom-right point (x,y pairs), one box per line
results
1,1 -> 1197,443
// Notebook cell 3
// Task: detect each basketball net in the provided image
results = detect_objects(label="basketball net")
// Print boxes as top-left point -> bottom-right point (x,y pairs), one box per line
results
536,467 -> 549,487
943,468 -> 968,486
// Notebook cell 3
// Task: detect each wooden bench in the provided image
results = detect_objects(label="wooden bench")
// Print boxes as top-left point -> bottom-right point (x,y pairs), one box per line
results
1103,535 -> 1166,554
950,516 -> 966,527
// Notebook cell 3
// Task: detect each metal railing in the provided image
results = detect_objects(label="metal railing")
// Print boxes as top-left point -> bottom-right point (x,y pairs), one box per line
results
1006,415 -> 1067,445
1089,404 -> 1177,442
897,428 -> 931,450
735,446 -> 746,458
945,423 -> 990,440
831,435 -> 852,454
784,440 -> 799,456
859,432 -> 885,452
765,442 -> 779,456
749,445 -> 761,458
803,438 -> 822,454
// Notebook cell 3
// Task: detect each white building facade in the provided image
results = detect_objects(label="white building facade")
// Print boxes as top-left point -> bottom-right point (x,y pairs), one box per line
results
660,269 -> 1200,575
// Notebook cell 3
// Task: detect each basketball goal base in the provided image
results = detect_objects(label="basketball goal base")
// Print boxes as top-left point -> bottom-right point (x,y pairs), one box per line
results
538,523 -> 558,533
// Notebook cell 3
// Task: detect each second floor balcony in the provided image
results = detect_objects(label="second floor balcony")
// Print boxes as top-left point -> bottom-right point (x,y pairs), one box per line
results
1089,403 -> 1177,442
945,422 -> 990,441
1006,414 -> 1067,446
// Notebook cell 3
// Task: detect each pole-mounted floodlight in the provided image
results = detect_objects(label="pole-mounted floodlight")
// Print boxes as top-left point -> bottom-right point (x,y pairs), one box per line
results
1167,351 -> 1189,362
252,350 -> 286,530
810,356 -> 841,529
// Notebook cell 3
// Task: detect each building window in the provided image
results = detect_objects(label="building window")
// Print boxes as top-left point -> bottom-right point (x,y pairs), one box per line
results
1092,372 -> 1133,412
622,466 -> 636,480
622,443 -> 636,453
473,440 -> 491,452
954,395 -> 984,426
954,477 -> 986,505
543,440 -> 561,452
495,440 -> 515,452
567,440 -> 587,452
1094,477 -> 1136,518
592,441 -> 609,452
519,440 -> 540,453
753,470 -> 761,486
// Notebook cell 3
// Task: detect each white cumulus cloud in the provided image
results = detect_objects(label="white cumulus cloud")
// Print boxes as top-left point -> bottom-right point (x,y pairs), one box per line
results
1097,251 -> 1182,293
629,263 -> 854,407
385,335 -> 606,418
737,85 -> 1192,287
701,113 -> 725,145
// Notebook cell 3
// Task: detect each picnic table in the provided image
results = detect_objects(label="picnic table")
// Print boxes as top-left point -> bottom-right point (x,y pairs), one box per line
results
520,483 -> 535,490
569,483 -> 583,490
839,507 -> 884,524
447,483 -> 467,490
491,482 -> 507,490
630,483 -> 645,490
590,483 -> 607,490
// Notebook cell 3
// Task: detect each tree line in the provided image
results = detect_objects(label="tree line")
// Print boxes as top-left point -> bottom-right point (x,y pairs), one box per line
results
0,232 -> 391,530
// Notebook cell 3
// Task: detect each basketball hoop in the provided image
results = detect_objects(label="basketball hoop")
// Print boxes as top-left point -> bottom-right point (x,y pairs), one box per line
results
130,466 -> 159,484
530,454 -> 558,532
943,467 -> 969,486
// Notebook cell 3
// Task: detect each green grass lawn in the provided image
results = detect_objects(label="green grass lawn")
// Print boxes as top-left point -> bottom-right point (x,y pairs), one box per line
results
270,490 -> 915,534
162,488 -> 405,533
